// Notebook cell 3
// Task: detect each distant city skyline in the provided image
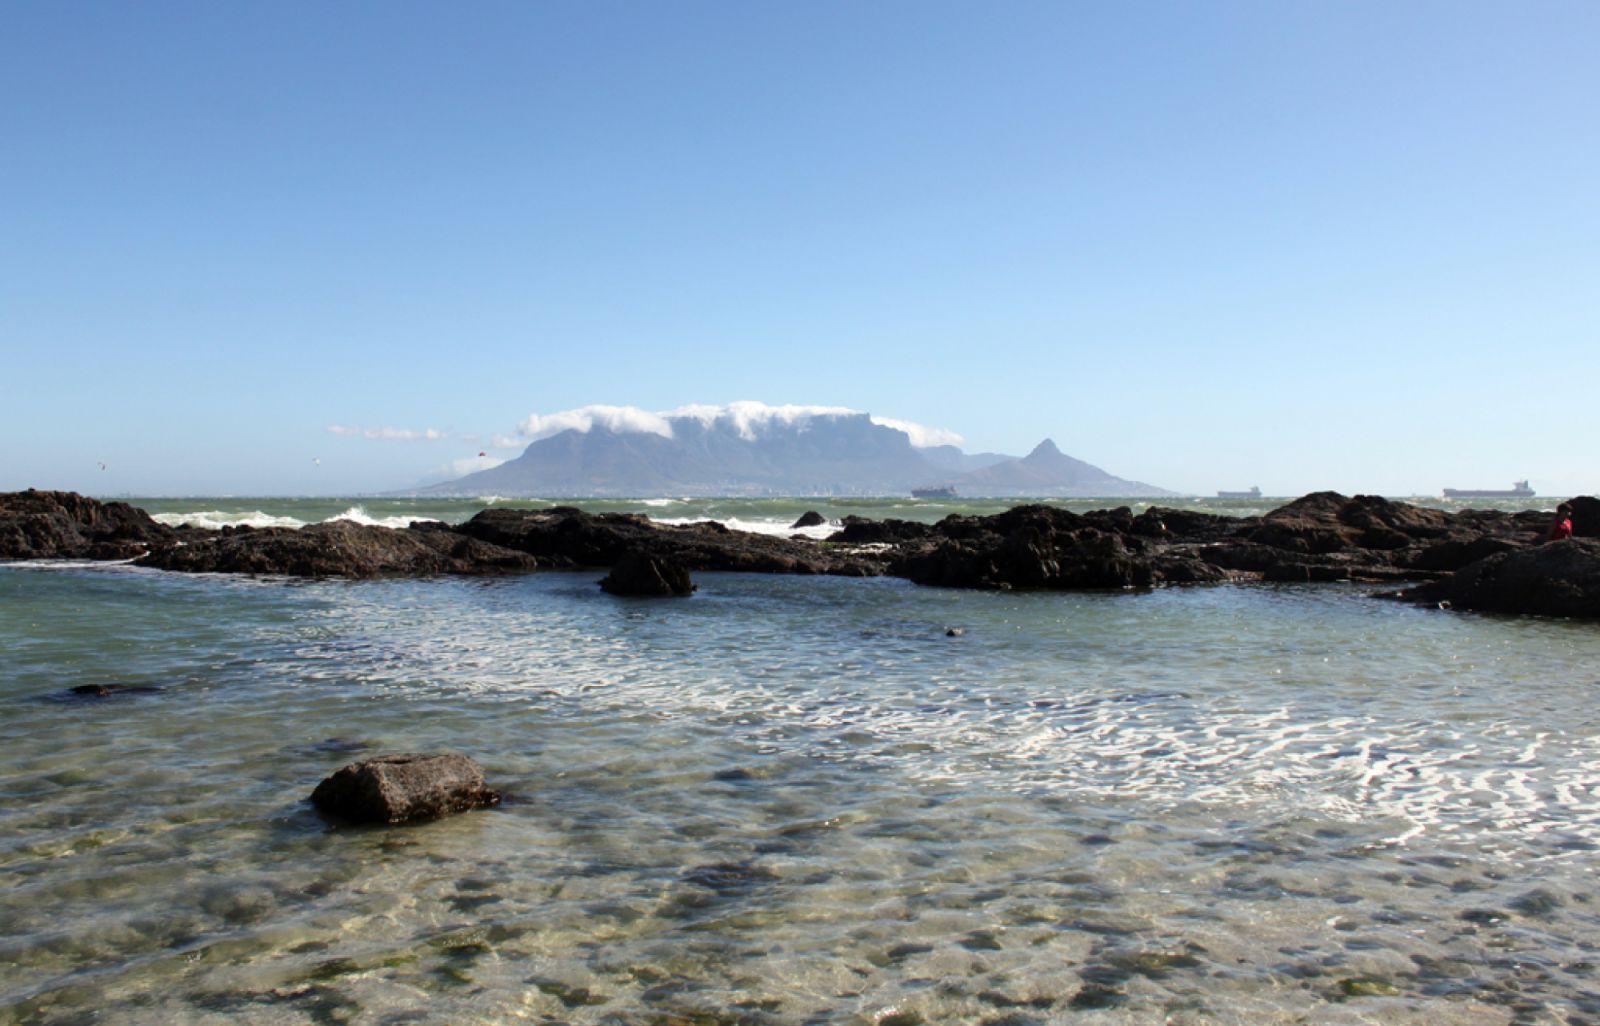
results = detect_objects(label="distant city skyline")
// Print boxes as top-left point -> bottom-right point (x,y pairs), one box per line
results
3,3 -> 1596,497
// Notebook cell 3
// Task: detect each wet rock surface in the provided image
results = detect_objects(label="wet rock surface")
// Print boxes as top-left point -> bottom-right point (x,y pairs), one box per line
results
599,550 -> 696,596
1389,538 -> 1600,618
135,520 -> 540,578
0,489 -> 175,559
310,753 -> 501,825
455,506 -> 876,576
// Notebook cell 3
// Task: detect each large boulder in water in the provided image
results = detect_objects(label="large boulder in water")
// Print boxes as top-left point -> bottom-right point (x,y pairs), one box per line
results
599,551 -> 695,596
0,489 -> 174,560
135,520 -> 539,578
791,511 -> 826,529
310,753 -> 501,824
1393,538 -> 1600,618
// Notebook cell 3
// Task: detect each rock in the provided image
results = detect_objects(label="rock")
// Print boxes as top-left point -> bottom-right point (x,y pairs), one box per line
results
63,683 -> 165,699
456,506 -> 879,575
945,627 -> 966,637
0,489 -> 174,560
791,510 -> 826,529
1390,538 -> 1600,618
310,753 -> 501,824
890,506 -> 1229,591
136,520 -> 539,578
829,514 -> 935,544
599,551 -> 695,596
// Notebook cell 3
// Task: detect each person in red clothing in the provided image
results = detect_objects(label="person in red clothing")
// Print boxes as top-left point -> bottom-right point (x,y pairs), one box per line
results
1547,502 -> 1574,541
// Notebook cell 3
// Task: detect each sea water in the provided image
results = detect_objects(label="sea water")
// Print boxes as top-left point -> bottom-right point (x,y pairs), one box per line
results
2,497 -> 1597,1025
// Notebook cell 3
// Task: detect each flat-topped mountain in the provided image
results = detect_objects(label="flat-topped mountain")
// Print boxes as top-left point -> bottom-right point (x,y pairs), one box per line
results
422,403 -> 1172,497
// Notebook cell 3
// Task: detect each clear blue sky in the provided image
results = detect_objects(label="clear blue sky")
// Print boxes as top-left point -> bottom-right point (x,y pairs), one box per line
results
3,1 -> 1595,497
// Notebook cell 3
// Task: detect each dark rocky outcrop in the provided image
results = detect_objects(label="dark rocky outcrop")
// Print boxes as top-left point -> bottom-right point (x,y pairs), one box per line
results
0,489 -> 174,560
310,753 -> 500,824
456,507 -> 879,576
833,504 -> 1235,591
791,511 -> 826,529
1389,539 -> 1600,618
830,515 -> 935,545
1205,492 -> 1549,582
11,489 -> 1600,617
135,520 -> 539,578
599,551 -> 695,596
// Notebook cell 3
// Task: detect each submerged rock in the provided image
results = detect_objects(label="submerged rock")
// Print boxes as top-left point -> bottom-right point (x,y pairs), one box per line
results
310,753 -> 501,824
62,683 -> 165,699
599,551 -> 695,596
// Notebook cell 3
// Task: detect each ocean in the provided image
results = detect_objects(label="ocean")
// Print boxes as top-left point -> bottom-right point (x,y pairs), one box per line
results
3,495 -> 1596,1025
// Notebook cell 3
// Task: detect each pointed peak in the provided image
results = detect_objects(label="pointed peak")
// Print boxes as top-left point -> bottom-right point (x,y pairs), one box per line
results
1026,438 -> 1062,459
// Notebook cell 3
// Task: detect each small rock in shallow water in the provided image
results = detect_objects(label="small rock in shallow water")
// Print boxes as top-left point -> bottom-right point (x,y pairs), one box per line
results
310,753 -> 500,825
63,683 -> 164,699
945,627 -> 966,637
791,511 -> 826,528
1338,976 -> 1401,997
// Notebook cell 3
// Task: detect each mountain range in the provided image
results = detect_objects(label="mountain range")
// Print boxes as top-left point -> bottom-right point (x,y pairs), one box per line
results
423,405 -> 1172,497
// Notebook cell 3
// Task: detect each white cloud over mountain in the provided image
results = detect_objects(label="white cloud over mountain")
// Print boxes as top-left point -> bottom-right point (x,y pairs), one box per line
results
510,401 -> 964,448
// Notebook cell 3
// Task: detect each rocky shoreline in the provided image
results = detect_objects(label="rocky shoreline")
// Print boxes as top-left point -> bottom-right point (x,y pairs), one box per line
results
3,489 -> 1598,617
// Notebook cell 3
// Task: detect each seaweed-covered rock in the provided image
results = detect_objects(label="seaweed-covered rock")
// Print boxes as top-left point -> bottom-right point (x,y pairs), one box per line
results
599,551 -> 695,596
310,753 -> 501,824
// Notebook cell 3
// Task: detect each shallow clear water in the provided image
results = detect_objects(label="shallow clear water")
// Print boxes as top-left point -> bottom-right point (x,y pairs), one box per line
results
3,560 -> 1599,1025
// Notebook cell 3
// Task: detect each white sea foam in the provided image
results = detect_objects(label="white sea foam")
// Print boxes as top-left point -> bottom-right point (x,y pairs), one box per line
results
152,508 -> 440,531
152,510 -> 307,530
653,515 -> 834,539
328,506 -> 438,530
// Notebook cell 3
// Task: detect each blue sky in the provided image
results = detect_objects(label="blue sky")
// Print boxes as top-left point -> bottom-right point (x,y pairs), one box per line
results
3,2 -> 1596,497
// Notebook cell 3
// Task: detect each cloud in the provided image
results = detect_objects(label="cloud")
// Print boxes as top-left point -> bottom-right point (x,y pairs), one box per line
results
438,454 -> 505,477
505,401 -> 964,449
327,424 -> 449,441
514,405 -> 675,443
666,401 -> 859,440
411,453 -> 507,487
867,416 -> 965,448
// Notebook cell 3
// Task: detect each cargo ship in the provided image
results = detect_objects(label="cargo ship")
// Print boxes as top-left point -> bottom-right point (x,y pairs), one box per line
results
1217,487 -> 1261,499
911,485 -> 958,499
1443,480 -> 1534,498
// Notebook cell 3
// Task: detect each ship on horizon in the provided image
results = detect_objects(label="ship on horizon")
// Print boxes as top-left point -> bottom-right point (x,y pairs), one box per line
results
1442,480 -> 1534,499
911,485 -> 959,499
1217,486 -> 1261,499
